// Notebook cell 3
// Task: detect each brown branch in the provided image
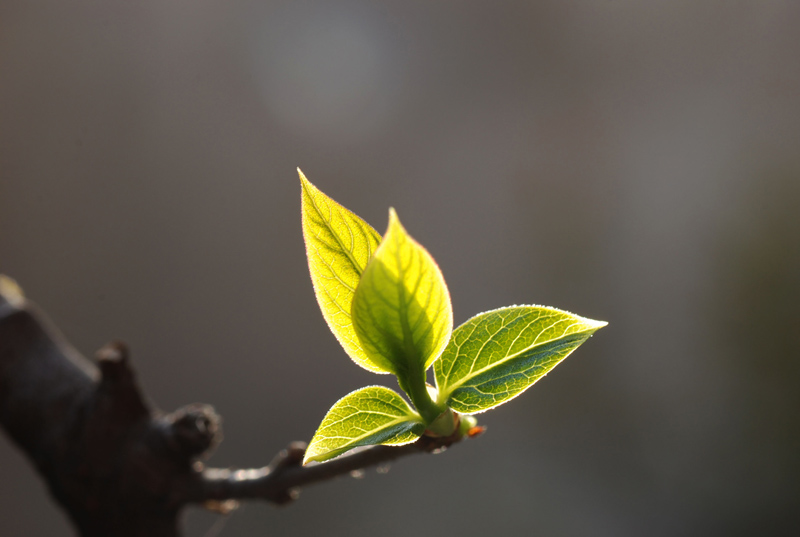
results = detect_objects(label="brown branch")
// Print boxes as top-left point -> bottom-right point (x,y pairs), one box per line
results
180,430 -> 464,508
0,277 -> 477,536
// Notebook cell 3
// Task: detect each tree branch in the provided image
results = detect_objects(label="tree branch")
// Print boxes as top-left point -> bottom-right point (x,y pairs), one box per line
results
0,276 -> 478,536
181,430 -> 465,508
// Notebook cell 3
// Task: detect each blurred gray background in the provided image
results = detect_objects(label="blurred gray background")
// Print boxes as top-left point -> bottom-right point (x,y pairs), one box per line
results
2,1 -> 799,535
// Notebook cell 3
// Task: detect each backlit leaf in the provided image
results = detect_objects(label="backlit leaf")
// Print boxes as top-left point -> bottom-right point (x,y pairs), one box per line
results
303,386 -> 424,464
351,209 -> 453,379
434,306 -> 606,414
299,170 -> 386,374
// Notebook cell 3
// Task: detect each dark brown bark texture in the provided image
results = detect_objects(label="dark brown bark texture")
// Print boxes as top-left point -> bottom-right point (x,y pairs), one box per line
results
0,278 -> 470,536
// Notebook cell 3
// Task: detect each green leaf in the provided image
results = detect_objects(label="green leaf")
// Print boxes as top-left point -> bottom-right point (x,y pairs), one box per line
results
303,386 -> 425,464
434,306 -> 607,414
299,170 -> 386,374
351,209 -> 453,380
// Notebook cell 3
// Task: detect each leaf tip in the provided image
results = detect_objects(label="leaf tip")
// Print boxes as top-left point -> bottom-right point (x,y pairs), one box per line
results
387,206 -> 399,225
297,167 -> 310,186
587,318 -> 609,331
301,441 -> 327,465
385,207 -> 408,241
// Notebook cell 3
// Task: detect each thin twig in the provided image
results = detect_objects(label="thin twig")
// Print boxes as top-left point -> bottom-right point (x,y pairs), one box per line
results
180,431 -> 466,506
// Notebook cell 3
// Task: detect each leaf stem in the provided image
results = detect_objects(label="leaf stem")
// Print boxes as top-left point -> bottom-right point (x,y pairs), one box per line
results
400,368 -> 452,434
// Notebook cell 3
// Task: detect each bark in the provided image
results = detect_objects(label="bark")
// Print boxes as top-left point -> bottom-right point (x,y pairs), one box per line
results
0,278 -> 475,536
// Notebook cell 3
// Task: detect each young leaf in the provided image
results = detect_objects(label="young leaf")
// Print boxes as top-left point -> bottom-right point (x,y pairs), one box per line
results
434,306 -> 607,414
299,170 -> 386,374
351,209 -> 453,379
303,386 -> 425,464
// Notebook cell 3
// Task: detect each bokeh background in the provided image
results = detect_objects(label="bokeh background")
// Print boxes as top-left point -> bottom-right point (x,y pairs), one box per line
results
2,1 -> 799,535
